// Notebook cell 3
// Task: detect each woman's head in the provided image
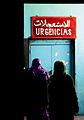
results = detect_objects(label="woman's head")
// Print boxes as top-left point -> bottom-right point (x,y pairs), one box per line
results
32,58 -> 41,67
54,60 -> 66,75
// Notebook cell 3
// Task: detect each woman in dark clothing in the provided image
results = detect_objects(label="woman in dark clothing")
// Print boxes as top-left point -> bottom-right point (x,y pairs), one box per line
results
27,58 -> 49,120
48,60 -> 79,120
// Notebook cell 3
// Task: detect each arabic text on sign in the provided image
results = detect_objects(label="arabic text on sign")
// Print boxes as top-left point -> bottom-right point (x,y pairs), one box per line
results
34,19 -> 70,27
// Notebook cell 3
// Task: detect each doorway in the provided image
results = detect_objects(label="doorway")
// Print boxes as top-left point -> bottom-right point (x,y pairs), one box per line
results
29,40 -> 75,80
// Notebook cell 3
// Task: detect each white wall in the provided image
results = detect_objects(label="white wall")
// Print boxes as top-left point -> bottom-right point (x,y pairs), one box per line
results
24,4 -> 84,114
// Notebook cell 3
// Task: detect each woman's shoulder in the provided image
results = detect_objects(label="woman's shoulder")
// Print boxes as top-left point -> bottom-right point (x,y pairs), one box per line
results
65,73 -> 73,79
64,73 -> 74,85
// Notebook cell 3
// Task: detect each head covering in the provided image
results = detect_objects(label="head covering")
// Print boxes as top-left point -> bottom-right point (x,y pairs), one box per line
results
32,58 -> 41,67
54,60 -> 66,75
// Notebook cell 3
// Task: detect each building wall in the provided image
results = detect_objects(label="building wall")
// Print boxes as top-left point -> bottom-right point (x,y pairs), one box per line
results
24,4 -> 84,114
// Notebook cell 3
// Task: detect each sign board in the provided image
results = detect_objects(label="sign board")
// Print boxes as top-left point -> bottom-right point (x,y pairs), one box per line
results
32,16 -> 76,39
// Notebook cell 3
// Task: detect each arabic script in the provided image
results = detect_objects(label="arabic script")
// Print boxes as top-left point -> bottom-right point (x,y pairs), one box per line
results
34,19 -> 70,27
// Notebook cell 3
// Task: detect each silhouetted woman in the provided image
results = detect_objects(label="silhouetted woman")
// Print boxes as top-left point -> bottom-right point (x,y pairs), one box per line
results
48,60 -> 79,120
28,58 -> 49,120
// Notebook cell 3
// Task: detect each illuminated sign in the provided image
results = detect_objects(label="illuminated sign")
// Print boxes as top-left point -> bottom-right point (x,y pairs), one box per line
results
32,16 -> 76,39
